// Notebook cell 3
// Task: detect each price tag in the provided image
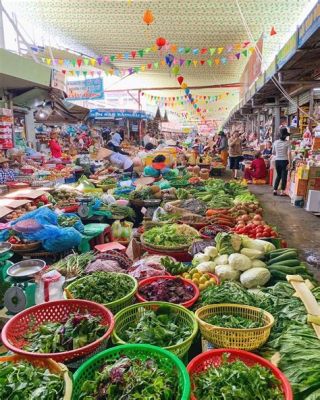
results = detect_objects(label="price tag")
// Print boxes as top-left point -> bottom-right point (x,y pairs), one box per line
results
141,207 -> 147,215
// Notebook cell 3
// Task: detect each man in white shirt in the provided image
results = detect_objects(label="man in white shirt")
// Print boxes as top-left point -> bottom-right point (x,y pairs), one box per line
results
96,148 -> 133,172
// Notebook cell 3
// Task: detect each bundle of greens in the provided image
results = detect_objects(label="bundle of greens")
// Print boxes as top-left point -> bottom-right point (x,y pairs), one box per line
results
161,256 -> 190,275
69,272 -> 135,304
0,360 -> 64,399
123,307 -> 192,347
233,192 -> 258,204
49,251 -> 95,279
24,312 -> 106,353
192,353 -> 284,400
204,313 -> 264,329
79,355 -> 180,400
103,204 -> 136,221
143,224 -> 198,248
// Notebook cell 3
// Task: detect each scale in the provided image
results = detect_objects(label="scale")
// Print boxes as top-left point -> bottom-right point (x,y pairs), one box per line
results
1,258 -> 45,315
77,197 -> 93,218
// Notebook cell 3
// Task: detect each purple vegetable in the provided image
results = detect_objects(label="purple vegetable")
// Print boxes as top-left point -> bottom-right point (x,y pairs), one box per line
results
138,278 -> 194,304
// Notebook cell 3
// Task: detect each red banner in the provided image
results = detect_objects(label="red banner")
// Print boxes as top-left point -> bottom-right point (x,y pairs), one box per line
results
240,35 -> 263,98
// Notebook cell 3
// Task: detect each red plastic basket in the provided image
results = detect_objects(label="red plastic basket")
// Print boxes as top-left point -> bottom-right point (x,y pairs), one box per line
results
136,275 -> 200,308
1,299 -> 115,363
187,349 -> 293,400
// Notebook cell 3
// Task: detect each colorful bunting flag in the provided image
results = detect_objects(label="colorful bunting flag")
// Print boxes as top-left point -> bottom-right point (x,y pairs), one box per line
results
209,48 -> 216,56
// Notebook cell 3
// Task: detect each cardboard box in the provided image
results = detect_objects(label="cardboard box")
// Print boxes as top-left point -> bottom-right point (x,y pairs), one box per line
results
312,137 -> 320,151
297,166 -> 309,180
294,179 -> 308,196
309,167 -> 320,179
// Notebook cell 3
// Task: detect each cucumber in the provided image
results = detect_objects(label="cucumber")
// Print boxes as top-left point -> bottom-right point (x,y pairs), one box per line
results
269,250 -> 298,260
269,270 -> 288,280
268,248 -> 298,258
268,259 -> 300,267
267,251 -> 298,265
268,265 -> 306,274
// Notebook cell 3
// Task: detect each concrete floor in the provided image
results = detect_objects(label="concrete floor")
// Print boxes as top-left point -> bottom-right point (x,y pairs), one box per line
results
250,185 -> 320,279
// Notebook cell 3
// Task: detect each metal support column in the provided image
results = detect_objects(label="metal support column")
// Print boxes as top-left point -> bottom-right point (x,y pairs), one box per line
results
273,97 -> 280,140
25,110 -> 36,146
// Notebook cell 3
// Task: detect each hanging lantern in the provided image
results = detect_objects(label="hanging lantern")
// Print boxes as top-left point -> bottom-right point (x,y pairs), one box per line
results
156,37 -> 166,49
143,9 -> 154,26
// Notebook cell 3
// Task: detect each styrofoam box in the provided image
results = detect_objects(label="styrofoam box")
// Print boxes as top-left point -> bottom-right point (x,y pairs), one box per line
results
305,190 -> 320,212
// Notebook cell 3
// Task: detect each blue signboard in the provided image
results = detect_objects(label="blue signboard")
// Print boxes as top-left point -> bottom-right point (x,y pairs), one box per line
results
276,32 -> 297,70
298,2 -> 320,48
89,109 -> 153,120
67,78 -> 104,100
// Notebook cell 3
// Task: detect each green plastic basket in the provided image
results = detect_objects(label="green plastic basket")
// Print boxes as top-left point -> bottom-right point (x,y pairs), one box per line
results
112,301 -> 198,358
72,344 -> 191,400
64,272 -> 138,314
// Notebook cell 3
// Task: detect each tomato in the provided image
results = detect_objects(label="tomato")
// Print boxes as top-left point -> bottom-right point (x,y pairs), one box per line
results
238,228 -> 245,234
271,233 -> 278,238
253,214 -> 262,221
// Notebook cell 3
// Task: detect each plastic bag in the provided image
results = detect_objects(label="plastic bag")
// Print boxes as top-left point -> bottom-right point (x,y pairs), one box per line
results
101,194 -> 116,204
111,220 -> 133,241
152,207 -> 167,222
42,227 -> 82,252
12,207 -> 58,227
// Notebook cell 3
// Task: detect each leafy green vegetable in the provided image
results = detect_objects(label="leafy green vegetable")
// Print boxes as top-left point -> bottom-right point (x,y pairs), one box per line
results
176,188 -> 189,200
204,313 -> 264,329
49,251 -> 95,279
24,312 -> 105,353
215,232 -> 242,255
123,308 -> 192,347
69,272 -> 135,304
192,353 -> 284,400
161,256 -> 190,275
143,224 -> 198,248
0,360 -> 64,399
234,192 -> 258,204
79,355 -> 180,400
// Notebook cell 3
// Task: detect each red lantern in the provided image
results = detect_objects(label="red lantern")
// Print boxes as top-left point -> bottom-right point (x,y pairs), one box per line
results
156,37 -> 166,49
143,9 -> 154,26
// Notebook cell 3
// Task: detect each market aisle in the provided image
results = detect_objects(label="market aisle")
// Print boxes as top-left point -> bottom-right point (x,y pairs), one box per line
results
250,185 -> 320,278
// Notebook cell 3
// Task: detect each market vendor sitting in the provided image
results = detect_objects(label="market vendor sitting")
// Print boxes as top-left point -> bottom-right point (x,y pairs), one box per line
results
97,147 -> 133,173
49,131 -> 62,159
0,156 -> 15,184
143,154 -> 171,178
244,151 -> 267,184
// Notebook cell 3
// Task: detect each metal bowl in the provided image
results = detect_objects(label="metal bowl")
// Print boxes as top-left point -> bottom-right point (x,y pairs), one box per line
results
0,242 -> 12,254
7,259 -> 46,279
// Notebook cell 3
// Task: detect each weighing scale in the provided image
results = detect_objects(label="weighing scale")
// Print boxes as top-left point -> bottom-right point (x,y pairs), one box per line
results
77,197 -> 94,218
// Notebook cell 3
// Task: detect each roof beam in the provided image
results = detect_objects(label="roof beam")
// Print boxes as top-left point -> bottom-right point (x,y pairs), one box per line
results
105,83 -> 241,93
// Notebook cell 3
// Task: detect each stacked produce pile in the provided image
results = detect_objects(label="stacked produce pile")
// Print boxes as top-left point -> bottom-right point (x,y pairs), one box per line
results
1,176 -> 320,400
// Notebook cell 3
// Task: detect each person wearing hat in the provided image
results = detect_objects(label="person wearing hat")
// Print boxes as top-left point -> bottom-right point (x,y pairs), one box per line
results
0,157 -> 15,184
96,148 -> 133,172
217,131 -> 228,167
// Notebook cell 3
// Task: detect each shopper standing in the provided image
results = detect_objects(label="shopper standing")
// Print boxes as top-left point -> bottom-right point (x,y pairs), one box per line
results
228,131 -> 243,179
272,127 -> 291,196
217,131 -> 228,167
49,131 -> 62,159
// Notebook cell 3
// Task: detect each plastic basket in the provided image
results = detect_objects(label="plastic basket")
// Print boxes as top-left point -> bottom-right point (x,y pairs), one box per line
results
1,299 -> 115,363
187,349 -> 293,400
136,276 -> 200,308
112,301 -> 198,358
72,344 -> 191,400
65,272 -> 138,314
195,303 -> 274,351
0,354 -> 72,400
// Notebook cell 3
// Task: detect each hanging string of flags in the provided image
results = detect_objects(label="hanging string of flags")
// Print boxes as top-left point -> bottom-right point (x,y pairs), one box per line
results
49,47 -> 253,78
33,39 -> 252,65
142,92 -> 236,107
175,75 -> 207,121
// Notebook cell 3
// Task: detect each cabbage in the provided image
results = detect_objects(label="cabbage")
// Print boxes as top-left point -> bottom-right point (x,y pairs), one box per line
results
213,254 -> 229,266
192,253 -> 210,266
241,236 -> 276,253
251,259 -> 267,268
228,253 -> 252,271
215,265 -> 240,281
240,248 -> 264,260
240,267 -> 271,288
204,246 -> 218,259
196,261 -> 216,273
215,233 -> 242,255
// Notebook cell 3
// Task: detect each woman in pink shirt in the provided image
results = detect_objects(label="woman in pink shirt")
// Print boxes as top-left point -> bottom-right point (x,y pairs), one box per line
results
244,151 -> 267,183
49,132 -> 62,159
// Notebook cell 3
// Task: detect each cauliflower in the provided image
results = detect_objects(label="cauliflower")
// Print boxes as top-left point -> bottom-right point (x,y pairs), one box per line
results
228,253 -> 252,271
213,254 -> 229,266
192,253 -> 210,266
215,265 -> 240,281
196,261 -> 216,273
240,267 -> 271,288
204,246 -> 218,259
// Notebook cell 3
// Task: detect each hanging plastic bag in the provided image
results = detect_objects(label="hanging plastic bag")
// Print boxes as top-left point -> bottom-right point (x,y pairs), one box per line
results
152,207 -> 167,222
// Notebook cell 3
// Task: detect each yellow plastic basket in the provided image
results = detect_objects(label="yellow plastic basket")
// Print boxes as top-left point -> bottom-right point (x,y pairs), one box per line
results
195,303 -> 274,351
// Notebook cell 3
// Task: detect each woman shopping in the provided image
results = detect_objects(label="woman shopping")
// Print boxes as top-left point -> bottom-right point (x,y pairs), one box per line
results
272,127 -> 291,196
228,131 -> 243,179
